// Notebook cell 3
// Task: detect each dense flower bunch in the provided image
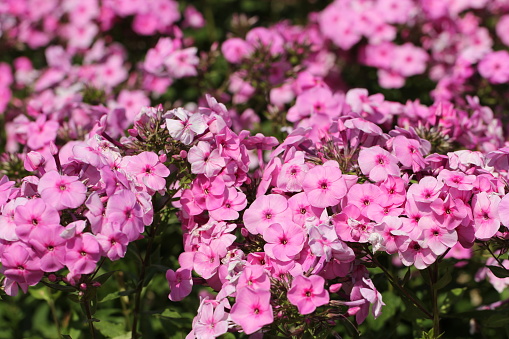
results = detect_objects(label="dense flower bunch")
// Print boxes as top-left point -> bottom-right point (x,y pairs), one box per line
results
2,0 -> 509,338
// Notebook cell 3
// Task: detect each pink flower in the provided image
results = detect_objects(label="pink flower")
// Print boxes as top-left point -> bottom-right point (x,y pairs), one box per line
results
65,233 -> 101,275
243,194 -> 290,235
221,38 -> 252,64
14,198 -> 60,241
123,151 -> 170,193
166,268 -> 193,301
263,222 -> 305,261
193,302 -> 228,339
230,288 -> 274,334
472,192 -> 501,240
166,108 -> 208,145
478,51 -> 509,84
419,216 -> 458,256
188,141 -> 226,178
1,243 -> 43,288
287,275 -> 329,315
29,224 -> 67,272
38,171 -> 87,211
358,146 -> 400,182
302,164 -> 347,208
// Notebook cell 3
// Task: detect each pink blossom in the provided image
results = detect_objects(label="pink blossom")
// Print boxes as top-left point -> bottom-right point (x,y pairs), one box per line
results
243,194 -> 290,235
29,224 -> 67,272
419,216 -> 458,255
1,243 -> 43,288
358,146 -> 400,182
287,275 -> 329,315
221,38 -> 253,64
302,164 -> 347,208
472,192 -> 501,240
14,198 -> 60,241
188,141 -> 226,178
38,171 -> 87,210
123,151 -> 170,193
230,288 -> 274,334
166,268 -> 193,302
193,302 -> 228,339
263,222 -> 305,261
64,233 -> 101,275
478,51 -> 509,84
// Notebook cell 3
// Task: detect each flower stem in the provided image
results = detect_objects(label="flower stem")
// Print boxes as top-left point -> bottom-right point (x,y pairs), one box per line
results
369,251 -> 433,319
83,299 -> 97,339
131,215 -> 161,338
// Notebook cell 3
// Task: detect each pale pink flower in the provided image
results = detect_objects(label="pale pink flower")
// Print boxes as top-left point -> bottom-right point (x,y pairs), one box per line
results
38,171 -> 87,211
230,288 -> 274,334
287,275 -> 329,315
358,146 -> 400,182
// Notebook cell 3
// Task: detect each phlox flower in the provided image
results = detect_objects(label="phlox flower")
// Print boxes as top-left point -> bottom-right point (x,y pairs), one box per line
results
29,224 -> 67,272
437,169 -> 475,191
472,192 -> 501,240
419,216 -> 458,256
372,216 -> 410,254
287,192 -> 323,226
38,170 -> 87,211
105,189 -> 144,242
208,187 -> 247,221
350,278 -> 385,324
399,241 -> 437,270
123,151 -> 170,193
407,176 -> 443,203
302,164 -> 347,208
308,223 -> 355,262
13,198 -> 59,241
230,288 -> 274,334
236,265 -> 270,291
64,233 -> 101,275
358,146 -> 400,182
243,194 -> 290,235
392,135 -> 426,172
188,141 -> 226,178
287,275 -> 329,315
0,243 -> 44,289
193,243 -> 221,279
166,107 -> 207,145
166,268 -> 193,302
96,222 -> 129,261
263,222 -> 305,261
164,47 -> 199,79
193,302 -> 229,339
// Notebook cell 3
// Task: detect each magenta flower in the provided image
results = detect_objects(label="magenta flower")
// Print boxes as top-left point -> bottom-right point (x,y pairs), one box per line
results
29,224 -> 67,272
419,216 -> 458,256
302,164 -> 347,208
358,146 -> 400,182
243,194 -> 290,235
230,288 -> 274,334
472,192 -> 501,240
287,275 -> 330,315
166,268 -> 193,302
123,151 -> 170,193
188,141 -> 226,178
38,170 -> 87,210
263,222 -> 305,261
64,233 -> 101,275
14,198 -> 60,241
193,302 -> 229,339
166,108 -> 207,145
237,265 -> 271,291
0,243 -> 43,288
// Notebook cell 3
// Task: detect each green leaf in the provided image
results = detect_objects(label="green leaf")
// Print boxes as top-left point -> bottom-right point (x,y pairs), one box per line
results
94,271 -> 117,285
95,321 -> 128,338
487,265 -> 509,278
99,291 -> 122,303
434,268 -> 452,290
41,281 -> 77,292
440,287 -> 466,314
160,309 -> 183,318
29,287 -> 51,302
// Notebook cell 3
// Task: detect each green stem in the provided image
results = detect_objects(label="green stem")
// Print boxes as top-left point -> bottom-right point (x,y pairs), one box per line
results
429,263 -> 440,338
83,299 -> 97,339
48,298 -> 61,338
370,252 -> 433,319
131,217 -> 161,338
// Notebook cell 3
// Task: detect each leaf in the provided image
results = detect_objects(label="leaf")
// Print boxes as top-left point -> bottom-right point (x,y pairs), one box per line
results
487,265 -> 509,278
95,320 -> 128,338
94,271 -> 118,285
99,291 -> 122,303
440,287 -> 466,314
29,287 -> 51,302
41,281 -> 76,292
112,332 -> 132,339
433,268 -> 452,290
160,309 -> 183,318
